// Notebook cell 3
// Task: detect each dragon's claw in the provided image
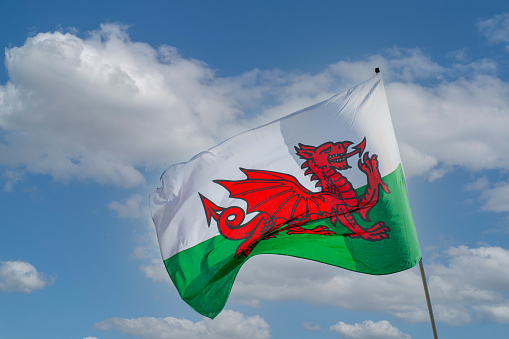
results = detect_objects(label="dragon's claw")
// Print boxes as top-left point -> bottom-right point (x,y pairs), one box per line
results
347,222 -> 390,241
359,152 -> 376,174
363,223 -> 390,241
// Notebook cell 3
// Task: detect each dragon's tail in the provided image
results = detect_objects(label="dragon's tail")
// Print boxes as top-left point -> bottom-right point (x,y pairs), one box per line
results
199,193 -> 223,226
199,193 -> 257,240
199,193 -> 272,256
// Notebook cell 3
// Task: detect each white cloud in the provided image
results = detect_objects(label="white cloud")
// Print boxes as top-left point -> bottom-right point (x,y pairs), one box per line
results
109,194 -> 149,219
398,142 -> 437,178
0,24 -> 249,187
130,215 -> 170,282
329,47 -> 444,84
426,246 -> 509,325
479,181 -> 509,212
139,259 -> 171,283
231,255 -> 428,323
330,320 -> 411,339
0,260 -> 54,293
1,170 -> 24,191
231,245 -> 509,326
93,310 -> 270,339
472,304 -> 509,323
464,176 -> 489,192
448,48 -> 471,63
3,25 -> 509,189
433,246 -> 509,293
478,13 -> 509,47
463,177 -> 509,212
302,322 -> 321,331
387,75 -> 509,180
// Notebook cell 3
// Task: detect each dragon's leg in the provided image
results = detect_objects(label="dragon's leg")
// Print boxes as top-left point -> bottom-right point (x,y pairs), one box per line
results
335,211 -> 390,241
349,222 -> 390,241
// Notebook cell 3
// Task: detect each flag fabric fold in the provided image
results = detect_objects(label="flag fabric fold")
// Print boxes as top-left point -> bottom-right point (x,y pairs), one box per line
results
151,73 -> 421,318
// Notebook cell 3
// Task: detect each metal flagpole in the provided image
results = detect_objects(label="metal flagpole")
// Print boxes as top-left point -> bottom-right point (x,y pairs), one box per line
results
419,258 -> 438,339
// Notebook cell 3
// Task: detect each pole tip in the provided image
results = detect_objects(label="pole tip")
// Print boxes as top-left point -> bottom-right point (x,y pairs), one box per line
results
375,67 -> 380,74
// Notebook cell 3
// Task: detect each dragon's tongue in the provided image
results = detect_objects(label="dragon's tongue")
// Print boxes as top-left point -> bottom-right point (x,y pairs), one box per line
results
344,138 -> 367,158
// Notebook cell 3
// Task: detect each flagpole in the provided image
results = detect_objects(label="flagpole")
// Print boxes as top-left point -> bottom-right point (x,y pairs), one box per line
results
419,258 -> 438,339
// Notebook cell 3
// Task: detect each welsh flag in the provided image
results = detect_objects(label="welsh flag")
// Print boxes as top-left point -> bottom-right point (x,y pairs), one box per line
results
151,73 -> 421,318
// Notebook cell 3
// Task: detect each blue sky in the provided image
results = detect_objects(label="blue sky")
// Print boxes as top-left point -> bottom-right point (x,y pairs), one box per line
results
2,1 -> 509,338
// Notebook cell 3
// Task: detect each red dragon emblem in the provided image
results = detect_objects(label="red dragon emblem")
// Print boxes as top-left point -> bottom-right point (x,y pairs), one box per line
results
199,138 -> 391,257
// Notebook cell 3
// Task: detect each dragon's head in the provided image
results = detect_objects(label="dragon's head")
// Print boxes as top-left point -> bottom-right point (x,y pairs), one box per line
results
295,138 -> 366,171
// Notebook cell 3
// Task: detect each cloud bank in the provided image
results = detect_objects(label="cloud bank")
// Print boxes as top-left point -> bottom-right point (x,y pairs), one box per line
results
0,24 -> 249,187
2,24 -> 509,189
330,320 -> 411,339
0,260 -> 54,293
478,12 -> 509,49
94,310 -> 270,339
231,245 -> 509,326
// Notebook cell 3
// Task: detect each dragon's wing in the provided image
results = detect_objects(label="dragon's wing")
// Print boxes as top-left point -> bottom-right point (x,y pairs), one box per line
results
214,168 -> 328,222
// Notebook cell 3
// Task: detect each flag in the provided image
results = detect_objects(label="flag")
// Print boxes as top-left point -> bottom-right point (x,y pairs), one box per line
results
150,73 -> 421,318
